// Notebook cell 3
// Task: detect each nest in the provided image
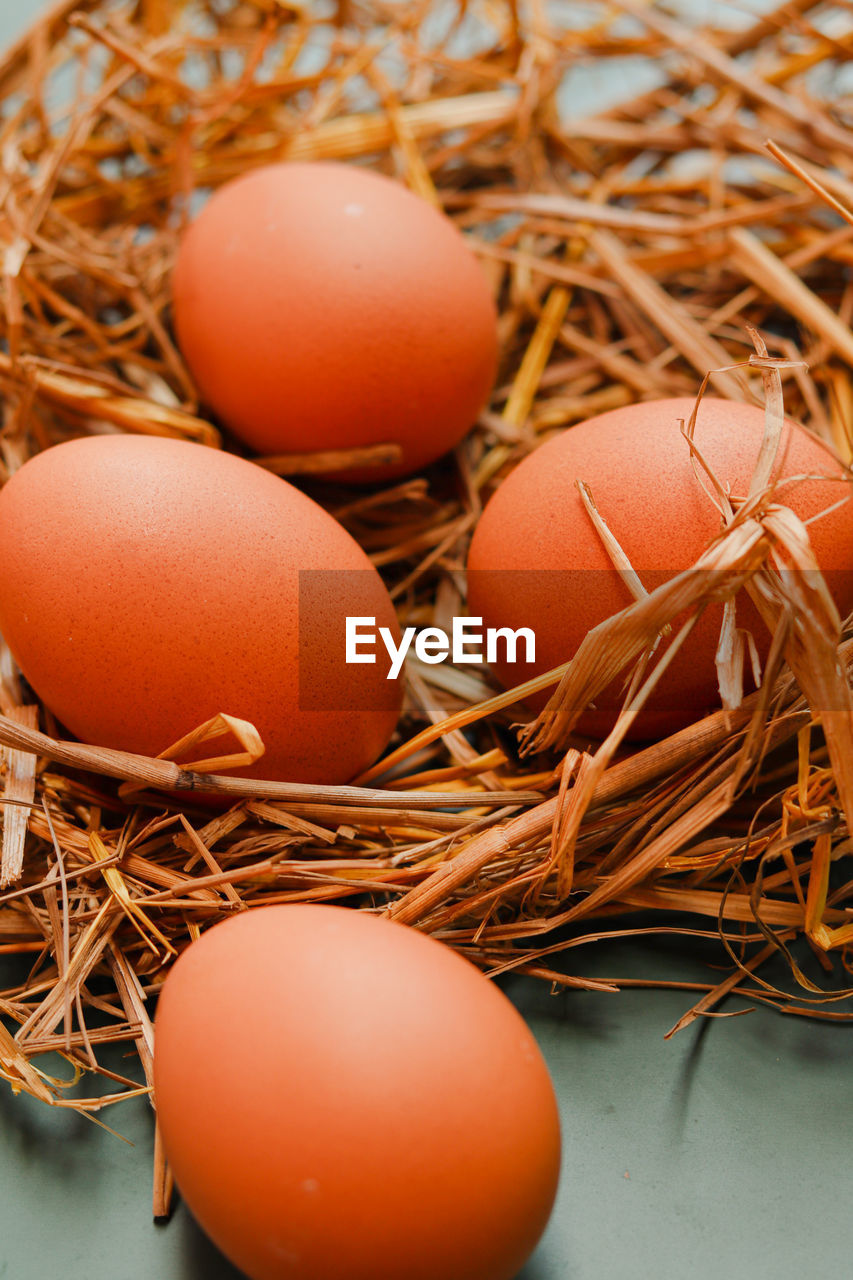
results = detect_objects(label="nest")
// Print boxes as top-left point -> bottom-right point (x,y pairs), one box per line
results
2,0 -> 853,1198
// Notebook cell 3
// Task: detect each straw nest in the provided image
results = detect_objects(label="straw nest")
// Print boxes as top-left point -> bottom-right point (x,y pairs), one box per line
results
2,0 -> 853,1177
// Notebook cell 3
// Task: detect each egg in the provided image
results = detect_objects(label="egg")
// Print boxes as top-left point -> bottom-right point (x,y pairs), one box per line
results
467,396 -> 853,739
172,161 -> 499,480
0,434 -> 401,783
153,904 -> 561,1280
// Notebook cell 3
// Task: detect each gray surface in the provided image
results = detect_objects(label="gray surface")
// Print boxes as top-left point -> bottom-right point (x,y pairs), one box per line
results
2,930 -> 852,1280
523,959 -> 851,1280
0,1 -> 42,48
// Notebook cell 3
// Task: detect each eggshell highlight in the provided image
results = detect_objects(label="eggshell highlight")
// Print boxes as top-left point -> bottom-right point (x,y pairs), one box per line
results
467,396 -> 853,738
0,434 -> 401,783
172,162 -> 499,479
153,904 -> 561,1280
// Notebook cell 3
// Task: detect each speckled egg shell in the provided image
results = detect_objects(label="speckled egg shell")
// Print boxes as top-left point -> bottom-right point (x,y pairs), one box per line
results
467,396 -> 853,739
0,434 -> 401,782
172,162 -> 499,480
154,904 -> 561,1280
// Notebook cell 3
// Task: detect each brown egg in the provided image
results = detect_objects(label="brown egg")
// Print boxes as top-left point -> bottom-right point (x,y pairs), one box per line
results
0,435 -> 401,783
154,904 -> 561,1280
172,162 -> 499,481
467,397 -> 853,739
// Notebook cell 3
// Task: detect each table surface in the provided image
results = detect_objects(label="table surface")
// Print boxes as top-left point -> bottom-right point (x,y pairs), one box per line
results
3,926 -> 851,1280
2,2 -> 850,1279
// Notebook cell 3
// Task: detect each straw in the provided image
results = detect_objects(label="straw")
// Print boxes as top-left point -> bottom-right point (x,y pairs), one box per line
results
1,2 -> 853,1161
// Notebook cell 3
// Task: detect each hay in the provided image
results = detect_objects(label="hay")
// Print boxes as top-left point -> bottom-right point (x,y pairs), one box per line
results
2,0 -> 853,1169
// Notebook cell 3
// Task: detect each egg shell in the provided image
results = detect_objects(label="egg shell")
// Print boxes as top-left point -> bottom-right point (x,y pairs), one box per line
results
467,396 -> 853,739
0,434 -> 401,783
153,904 -> 561,1280
172,161 -> 499,481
